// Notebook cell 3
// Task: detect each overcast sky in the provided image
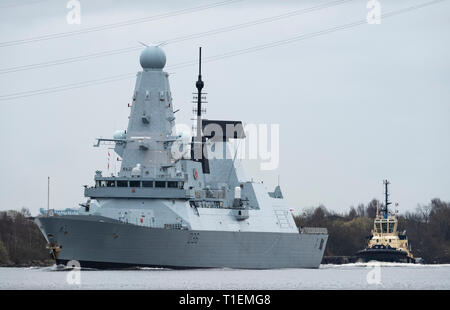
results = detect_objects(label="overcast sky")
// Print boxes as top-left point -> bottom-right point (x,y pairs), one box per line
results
0,0 -> 449,215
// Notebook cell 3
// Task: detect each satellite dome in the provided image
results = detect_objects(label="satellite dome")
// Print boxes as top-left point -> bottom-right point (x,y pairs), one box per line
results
131,163 -> 142,177
113,130 -> 126,140
139,46 -> 166,69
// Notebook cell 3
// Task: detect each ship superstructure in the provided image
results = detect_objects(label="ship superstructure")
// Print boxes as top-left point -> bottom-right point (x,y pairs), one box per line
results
356,180 -> 415,263
35,46 -> 328,269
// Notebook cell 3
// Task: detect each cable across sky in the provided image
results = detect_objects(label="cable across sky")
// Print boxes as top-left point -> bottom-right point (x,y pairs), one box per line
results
0,0 -> 242,48
0,0 -> 446,101
0,0 -> 51,9
0,0 -> 355,75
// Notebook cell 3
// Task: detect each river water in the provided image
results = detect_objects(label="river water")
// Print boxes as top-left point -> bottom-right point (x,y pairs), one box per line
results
1,263 -> 449,289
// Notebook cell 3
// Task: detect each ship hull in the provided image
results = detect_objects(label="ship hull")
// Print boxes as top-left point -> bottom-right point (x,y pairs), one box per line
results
356,248 -> 415,263
36,215 -> 327,269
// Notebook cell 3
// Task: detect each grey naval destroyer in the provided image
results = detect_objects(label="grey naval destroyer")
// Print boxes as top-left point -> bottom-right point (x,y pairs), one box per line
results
35,46 -> 328,269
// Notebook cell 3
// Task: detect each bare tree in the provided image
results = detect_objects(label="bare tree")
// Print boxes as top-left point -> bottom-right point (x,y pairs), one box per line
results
366,199 -> 378,218
356,204 -> 365,217
416,204 -> 432,224
348,206 -> 357,219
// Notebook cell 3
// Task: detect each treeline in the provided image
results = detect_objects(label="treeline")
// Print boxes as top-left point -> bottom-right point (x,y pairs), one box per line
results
0,199 -> 449,266
0,209 -> 52,267
294,198 -> 450,263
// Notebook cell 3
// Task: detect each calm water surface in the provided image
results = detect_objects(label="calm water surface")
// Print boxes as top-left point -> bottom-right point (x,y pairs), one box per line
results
1,263 -> 449,289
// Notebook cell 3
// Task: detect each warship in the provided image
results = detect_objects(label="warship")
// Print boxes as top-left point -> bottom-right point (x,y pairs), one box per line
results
356,180 -> 415,263
35,46 -> 328,269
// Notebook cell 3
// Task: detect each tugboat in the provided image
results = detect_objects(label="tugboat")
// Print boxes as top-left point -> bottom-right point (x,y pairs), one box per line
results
356,180 -> 415,263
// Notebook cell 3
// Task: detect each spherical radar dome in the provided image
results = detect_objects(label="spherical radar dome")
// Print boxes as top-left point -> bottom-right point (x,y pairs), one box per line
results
113,130 -> 126,140
140,46 -> 166,69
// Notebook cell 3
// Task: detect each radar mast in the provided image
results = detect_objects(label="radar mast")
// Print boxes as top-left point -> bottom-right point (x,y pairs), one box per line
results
383,179 -> 391,216
195,47 -> 204,147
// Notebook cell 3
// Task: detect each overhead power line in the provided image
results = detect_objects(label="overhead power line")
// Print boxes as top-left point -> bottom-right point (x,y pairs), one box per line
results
0,0 -> 51,9
0,0 -> 446,101
0,0 -> 242,48
0,0 -> 355,75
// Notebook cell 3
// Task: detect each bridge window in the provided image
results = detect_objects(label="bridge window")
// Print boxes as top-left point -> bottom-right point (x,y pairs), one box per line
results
155,181 -> 166,188
167,181 -> 178,188
117,181 -> 128,187
388,222 -> 395,233
130,181 -> 140,187
107,180 -> 116,187
142,181 -> 153,187
374,221 -> 381,233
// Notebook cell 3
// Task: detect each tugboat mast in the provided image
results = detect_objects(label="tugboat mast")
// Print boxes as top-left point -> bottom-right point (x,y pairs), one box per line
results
47,176 -> 50,216
383,179 -> 391,216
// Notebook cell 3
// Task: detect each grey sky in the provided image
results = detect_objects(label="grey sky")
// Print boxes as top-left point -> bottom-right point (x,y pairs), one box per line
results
0,0 -> 449,216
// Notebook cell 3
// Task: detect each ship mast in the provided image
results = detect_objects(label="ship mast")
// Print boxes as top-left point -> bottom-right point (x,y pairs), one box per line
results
196,47 -> 204,147
383,179 -> 391,215
193,47 -> 204,161
190,47 -> 210,173
47,176 -> 50,216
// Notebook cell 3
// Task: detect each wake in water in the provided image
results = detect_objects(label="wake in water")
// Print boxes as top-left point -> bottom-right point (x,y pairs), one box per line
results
43,264 -> 171,272
321,262 -> 450,268
41,264 -> 98,272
